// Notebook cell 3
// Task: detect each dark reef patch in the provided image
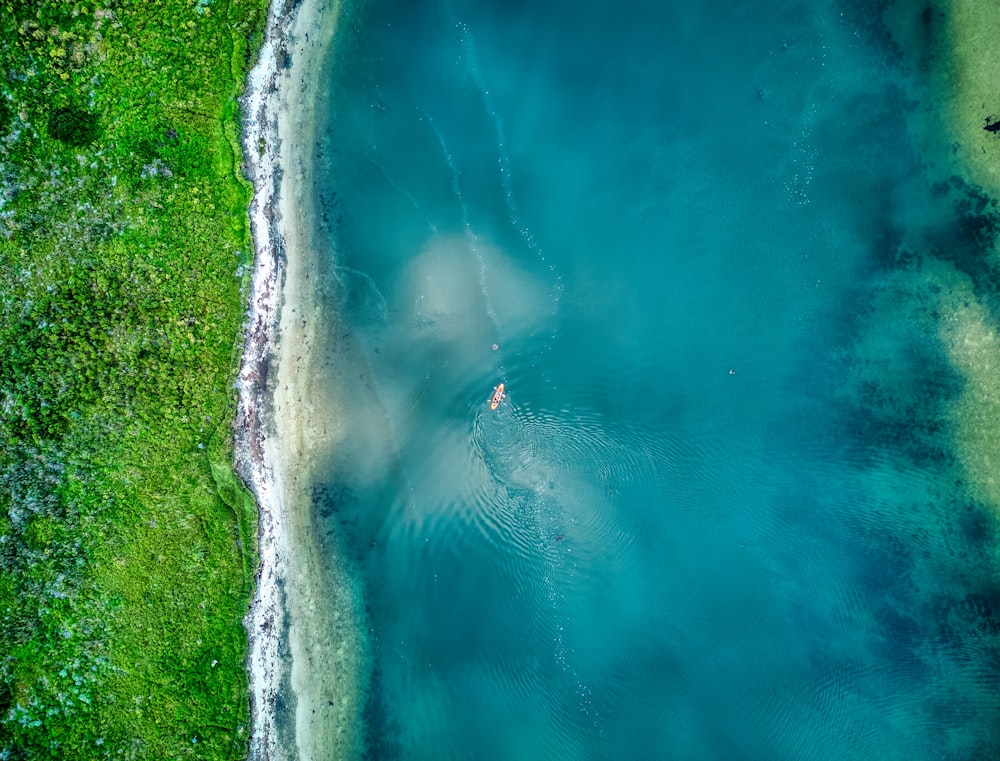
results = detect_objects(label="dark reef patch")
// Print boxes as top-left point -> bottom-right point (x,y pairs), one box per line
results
954,501 -> 995,547
873,601 -> 928,670
834,0 -> 902,66
851,527 -> 917,599
311,476 -> 379,567
838,335 -> 961,471
927,177 -> 1000,287
835,0 -> 944,74
312,478 -> 357,520
311,478 -> 359,547
954,591 -> 1000,634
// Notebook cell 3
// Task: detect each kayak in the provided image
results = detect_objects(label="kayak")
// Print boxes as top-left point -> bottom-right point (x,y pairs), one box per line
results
490,382 -> 505,410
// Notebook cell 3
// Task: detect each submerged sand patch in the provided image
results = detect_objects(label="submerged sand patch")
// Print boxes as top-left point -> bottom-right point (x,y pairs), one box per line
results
927,0 -> 1000,517
938,275 -> 1000,511
938,1 -> 1000,202
877,0 -> 1000,520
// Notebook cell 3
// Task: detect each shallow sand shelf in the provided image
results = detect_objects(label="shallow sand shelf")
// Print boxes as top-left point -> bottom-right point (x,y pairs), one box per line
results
235,0 -> 367,758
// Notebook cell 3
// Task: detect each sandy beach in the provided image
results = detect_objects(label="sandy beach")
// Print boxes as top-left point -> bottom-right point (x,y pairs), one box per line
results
235,0 -> 367,758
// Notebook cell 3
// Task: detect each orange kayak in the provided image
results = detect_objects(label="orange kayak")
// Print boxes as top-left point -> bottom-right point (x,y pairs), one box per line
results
489,382 -> 505,410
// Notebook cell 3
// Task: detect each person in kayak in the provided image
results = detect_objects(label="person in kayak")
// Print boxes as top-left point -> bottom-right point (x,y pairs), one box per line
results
490,383 -> 505,410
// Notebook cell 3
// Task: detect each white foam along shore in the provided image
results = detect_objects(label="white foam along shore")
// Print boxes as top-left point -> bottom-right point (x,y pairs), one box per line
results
235,0 -> 365,759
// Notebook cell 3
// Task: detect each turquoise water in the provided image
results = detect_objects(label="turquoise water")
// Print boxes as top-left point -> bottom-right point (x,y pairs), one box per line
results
309,0 -> 1000,757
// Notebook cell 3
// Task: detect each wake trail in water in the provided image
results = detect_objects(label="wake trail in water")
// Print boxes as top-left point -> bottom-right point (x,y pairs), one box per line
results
360,107 -> 435,230
473,400 -> 605,736
443,3 -> 564,324
422,109 -> 503,340
367,152 -> 435,230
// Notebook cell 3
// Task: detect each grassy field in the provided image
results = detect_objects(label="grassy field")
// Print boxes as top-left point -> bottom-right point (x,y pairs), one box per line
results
0,0 -> 268,757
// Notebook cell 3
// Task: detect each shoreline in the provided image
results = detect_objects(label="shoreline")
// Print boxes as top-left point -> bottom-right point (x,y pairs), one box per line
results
235,0 -> 366,759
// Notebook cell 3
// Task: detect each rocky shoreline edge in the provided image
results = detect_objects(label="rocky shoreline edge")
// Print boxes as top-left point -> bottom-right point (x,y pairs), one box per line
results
233,0 -> 294,756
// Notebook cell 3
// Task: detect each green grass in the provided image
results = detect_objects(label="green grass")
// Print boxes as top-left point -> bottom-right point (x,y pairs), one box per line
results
0,0 -> 268,757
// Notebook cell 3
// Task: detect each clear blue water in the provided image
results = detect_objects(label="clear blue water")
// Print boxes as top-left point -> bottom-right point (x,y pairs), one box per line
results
309,0 -> 1000,757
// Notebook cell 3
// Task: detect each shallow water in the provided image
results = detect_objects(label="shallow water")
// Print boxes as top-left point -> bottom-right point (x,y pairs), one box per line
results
308,0 -> 1000,757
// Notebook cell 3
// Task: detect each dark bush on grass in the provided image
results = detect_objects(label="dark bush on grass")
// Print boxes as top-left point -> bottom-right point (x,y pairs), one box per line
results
47,106 -> 99,146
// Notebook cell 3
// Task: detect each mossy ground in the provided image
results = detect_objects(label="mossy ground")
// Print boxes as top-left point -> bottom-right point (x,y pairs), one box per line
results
0,1 -> 267,757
